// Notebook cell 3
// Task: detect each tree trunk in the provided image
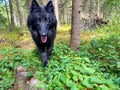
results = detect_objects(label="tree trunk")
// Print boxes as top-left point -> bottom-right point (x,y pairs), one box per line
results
42,0 -> 46,4
70,0 -> 82,50
89,0 -> 94,29
66,3 -> 69,24
5,0 -> 10,27
97,0 -> 100,17
53,0 -> 60,27
9,0 -> 14,31
16,0 -> 23,27
25,0 -> 31,11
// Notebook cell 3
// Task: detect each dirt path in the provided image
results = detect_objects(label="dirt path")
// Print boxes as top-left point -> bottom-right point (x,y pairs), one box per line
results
19,37 -> 35,50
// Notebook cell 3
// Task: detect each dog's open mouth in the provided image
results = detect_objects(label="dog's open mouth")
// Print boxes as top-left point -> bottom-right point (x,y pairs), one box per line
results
41,36 -> 47,43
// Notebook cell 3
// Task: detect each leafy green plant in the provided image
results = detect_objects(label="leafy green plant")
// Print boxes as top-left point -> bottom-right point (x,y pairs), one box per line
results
79,35 -> 120,74
0,41 -> 120,89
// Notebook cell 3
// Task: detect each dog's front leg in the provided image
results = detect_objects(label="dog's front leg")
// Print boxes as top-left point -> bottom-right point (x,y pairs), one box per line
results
47,42 -> 54,59
41,52 -> 48,67
38,47 -> 48,67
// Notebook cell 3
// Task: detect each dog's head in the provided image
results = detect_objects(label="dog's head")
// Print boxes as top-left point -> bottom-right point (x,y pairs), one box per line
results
27,0 -> 57,43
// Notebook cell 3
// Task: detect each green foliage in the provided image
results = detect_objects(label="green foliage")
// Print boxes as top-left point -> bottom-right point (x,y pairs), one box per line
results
0,22 -> 120,89
0,42 -> 120,89
0,3 -> 8,28
26,70 -> 33,78
79,35 -> 120,73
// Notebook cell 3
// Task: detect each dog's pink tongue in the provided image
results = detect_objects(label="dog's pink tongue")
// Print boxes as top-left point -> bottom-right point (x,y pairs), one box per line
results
41,36 -> 47,43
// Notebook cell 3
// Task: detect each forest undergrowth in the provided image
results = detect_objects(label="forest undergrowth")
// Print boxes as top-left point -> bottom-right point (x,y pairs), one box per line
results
0,23 -> 120,89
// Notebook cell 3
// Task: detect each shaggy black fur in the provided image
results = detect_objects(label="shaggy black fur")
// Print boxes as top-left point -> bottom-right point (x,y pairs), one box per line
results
27,0 -> 57,67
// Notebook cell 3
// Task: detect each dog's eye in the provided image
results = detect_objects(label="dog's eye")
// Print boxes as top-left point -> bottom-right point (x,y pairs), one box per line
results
49,26 -> 53,30
38,17 -> 41,21
45,17 -> 47,22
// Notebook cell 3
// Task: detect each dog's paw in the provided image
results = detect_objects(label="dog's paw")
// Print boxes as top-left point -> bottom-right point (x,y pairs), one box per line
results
42,61 -> 48,68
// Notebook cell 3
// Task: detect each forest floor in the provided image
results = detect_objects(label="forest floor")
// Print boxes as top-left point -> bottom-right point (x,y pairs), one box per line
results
0,26 -> 71,50
0,24 -> 120,89
0,25 -> 104,50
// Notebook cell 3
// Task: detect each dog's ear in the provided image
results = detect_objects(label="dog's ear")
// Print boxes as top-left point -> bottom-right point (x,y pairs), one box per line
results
45,1 -> 54,13
30,0 -> 39,13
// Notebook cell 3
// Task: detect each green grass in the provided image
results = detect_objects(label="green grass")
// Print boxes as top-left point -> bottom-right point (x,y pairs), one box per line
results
0,23 -> 120,89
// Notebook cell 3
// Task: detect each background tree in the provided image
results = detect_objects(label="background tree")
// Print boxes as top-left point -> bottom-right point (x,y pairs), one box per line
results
0,0 -> 120,31
97,0 -> 100,17
25,0 -> 32,11
9,0 -> 14,31
38,0 -> 47,5
59,0 -> 72,25
4,0 -> 10,27
16,0 -> 23,27
53,0 -> 60,27
70,0 -> 82,50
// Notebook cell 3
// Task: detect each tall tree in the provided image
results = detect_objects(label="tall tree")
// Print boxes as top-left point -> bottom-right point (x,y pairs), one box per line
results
5,0 -> 10,27
97,0 -> 100,17
9,0 -> 14,31
25,0 -> 31,11
53,0 -> 60,27
16,0 -> 23,27
70,0 -> 82,50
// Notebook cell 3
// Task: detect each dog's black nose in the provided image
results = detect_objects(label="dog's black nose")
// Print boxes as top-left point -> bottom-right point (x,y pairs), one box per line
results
42,61 -> 48,68
41,32 -> 47,36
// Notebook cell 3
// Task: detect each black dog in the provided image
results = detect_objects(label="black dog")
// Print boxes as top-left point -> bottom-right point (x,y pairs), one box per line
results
27,0 -> 57,67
